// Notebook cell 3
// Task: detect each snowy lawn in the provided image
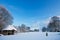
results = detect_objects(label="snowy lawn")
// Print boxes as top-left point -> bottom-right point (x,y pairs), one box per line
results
0,32 -> 60,40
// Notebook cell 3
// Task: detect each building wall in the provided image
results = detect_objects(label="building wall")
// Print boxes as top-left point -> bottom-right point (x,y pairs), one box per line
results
2,30 -> 15,35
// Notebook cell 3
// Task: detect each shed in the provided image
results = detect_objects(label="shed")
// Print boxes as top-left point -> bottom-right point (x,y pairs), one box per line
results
2,25 -> 17,35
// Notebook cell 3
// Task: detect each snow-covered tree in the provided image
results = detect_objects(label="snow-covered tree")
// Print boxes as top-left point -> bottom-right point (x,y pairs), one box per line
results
42,27 -> 47,32
47,16 -> 60,32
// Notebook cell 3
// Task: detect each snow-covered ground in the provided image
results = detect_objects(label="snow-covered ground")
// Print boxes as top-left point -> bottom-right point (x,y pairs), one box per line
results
0,32 -> 60,40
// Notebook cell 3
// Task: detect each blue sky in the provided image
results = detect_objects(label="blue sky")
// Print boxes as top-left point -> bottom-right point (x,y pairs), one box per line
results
0,0 -> 60,29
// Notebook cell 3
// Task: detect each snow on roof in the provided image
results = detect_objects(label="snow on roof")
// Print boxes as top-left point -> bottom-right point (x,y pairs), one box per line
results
3,25 -> 17,31
30,27 -> 39,30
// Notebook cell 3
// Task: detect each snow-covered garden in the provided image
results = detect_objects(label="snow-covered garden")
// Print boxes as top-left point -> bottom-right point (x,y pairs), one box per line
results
0,32 -> 60,40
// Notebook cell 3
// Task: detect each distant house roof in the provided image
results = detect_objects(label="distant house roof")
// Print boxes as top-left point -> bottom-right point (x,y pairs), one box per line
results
30,27 -> 39,30
3,25 -> 17,31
